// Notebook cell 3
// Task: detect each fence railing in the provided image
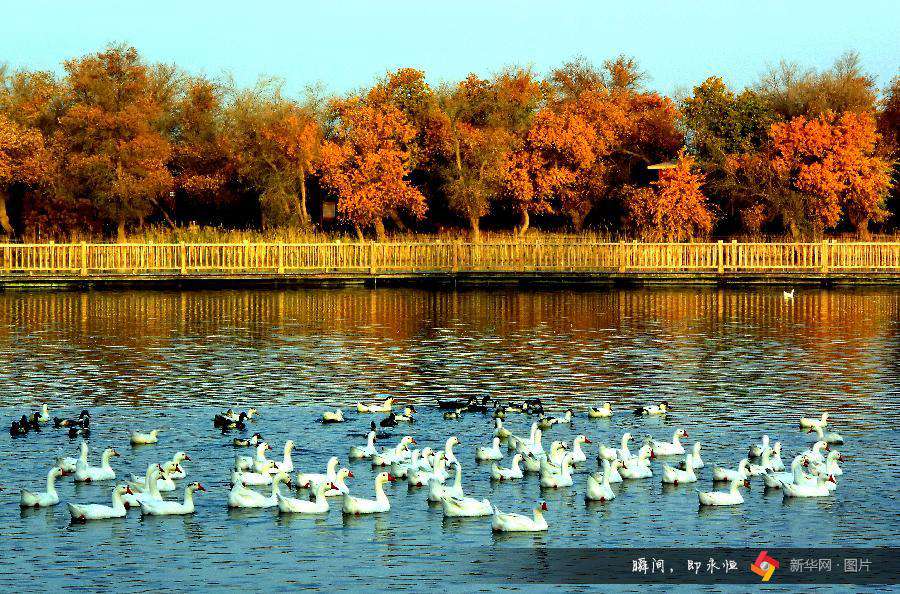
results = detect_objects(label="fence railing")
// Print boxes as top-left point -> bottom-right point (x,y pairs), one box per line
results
1,240 -> 899,276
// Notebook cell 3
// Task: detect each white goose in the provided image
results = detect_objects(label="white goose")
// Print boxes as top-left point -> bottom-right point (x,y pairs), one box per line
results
586,460 -> 622,502
57,440 -> 88,475
443,436 -> 461,466
763,457 -> 813,489
540,453 -> 574,488
232,460 -> 277,486
490,454 -> 523,481
235,442 -> 271,472
748,448 -> 774,476
409,456 -> 447,487
228,472 -> 291,508
493,419 -> 511,441
619,450 -> 653,479
372,436 -> 416,467
588,403 -> 612,418
141,482 -> 205,515
342,472 -> 394,514
491,501 -> 548,532
130,463 -> 179,492
322,409 -> 345,423
75,447 -> 120,482
662,455 -> 697,485
394,407 -> 416,422
349,431 -> 378,460
570,435 -> 591,464
68,484 -> 133,521
783,473 -> 834,498
810,450 -> 844,477
278,481 -> 330,514
428,461 -> 464,502
538,409 -> 572,430
799,412 -> 829,430
166,452 -> 191,479
356,397 -> 393,414
768,442 -> 785,472
296,456 -> 339,489
38,403 -> 50,423
712,459 -> 750,482
677,442 -> 704,470
748,435 -> 770,458
698,478 -> 749,506
795,441 -> 828,465
130,429 -> 161,445
614,433 -> 633,461
270,440 -> 295,474
442,494 -> 493,517
123,465 -> 164,508
20,467 -> 64,507
807,425 -> 844,445
651,429 -> 688,456
507,422 -> 538,452
475,437 -> 503,461
324,468 -> 353,496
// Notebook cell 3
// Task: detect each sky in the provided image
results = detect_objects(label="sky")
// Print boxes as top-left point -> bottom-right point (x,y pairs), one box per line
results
1,0 -> 897,98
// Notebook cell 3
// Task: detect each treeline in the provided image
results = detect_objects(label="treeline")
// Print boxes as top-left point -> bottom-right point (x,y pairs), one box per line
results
0,45 -> 897,241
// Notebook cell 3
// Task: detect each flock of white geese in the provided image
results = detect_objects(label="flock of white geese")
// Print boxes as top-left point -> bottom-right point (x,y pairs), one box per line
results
17,402 -> 845,532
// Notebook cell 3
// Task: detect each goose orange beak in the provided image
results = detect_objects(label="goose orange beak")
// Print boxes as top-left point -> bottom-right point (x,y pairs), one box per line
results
347,471 -> 354,478
386,473 -> 396,482
584,437 -> 592,444
197,483 -> 206,491
184,455 -> 192,461
125,485 -> 134,495
540,501 -> 548,511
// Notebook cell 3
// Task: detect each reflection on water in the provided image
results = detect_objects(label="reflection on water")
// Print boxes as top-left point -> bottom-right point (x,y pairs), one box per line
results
0,287 -> 897,591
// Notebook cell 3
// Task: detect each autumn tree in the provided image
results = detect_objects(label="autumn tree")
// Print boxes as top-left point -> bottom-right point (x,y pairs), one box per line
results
318,97 -> 425,239
55,45 -> 173,241
624,151 -> 713,240
435,69 -> 543,239
169,76 -> 232,219
0,114 -> 49,235
225,82 -> 323,227
769,111 -> 892,237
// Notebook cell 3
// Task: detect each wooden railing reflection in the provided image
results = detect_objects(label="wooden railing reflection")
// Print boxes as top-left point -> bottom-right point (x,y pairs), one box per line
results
1,240 -> 899,276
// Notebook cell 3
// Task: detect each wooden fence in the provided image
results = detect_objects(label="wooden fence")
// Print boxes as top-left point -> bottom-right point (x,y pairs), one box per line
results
1,240 -> 899,277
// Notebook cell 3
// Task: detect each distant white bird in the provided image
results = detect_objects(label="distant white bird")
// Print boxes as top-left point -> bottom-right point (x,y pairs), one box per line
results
130,429 -> 161,445
783,289 -> 795,300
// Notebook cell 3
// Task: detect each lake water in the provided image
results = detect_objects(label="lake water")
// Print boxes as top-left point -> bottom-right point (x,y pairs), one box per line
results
0,287 -> 898,592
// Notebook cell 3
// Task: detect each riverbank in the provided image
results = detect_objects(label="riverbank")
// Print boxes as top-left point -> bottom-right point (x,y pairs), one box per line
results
1,240 -> 899,288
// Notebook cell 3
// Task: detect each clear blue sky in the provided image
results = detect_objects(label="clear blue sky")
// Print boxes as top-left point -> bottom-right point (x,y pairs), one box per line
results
1,0 -> 897,97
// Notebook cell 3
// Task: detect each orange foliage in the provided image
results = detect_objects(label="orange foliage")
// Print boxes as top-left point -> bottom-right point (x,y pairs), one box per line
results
770,110 -> 892,235
318,98 -> 425,237
0,114 -> 50,234
625,151 -> 713,240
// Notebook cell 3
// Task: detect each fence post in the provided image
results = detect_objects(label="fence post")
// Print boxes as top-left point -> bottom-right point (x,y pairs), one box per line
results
618,240 -> 626,273
179,242 -> 187,274
452,241 -> 459,272
717,240 -> 724,274
243,240 -> 249,272
369,242 -> 376,274
277,243 -> 285,274
80,242 -> 87,275
821,239 -> 829,274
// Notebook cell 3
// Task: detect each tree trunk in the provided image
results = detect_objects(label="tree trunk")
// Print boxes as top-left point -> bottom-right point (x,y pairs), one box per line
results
468,214 -> 481,243
389,209 -> 407,232
354,224 -> 364,241
856,218 -> 871,240
0,191 -> 13,236
117,218 -> 127,243
517,209 -> 530,237
570,211 -> 586,232
297,169 -> 310,227
374,218 -> 386,241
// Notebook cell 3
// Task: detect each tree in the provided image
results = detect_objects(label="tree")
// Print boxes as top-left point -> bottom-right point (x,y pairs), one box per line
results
434,69 -> 544,239
756,51 -> 878,119
170,77 -> 231,217
0,114 -> 49,235
624,151 -> 713,240
879,76 -> 900,228
769,111 -> 892,237
225,82 -> 323,227
318,97 -> 425,239
56,45 -> 173,241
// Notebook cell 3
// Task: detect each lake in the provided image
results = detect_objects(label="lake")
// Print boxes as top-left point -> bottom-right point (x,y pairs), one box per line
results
0,287 -> 898,591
